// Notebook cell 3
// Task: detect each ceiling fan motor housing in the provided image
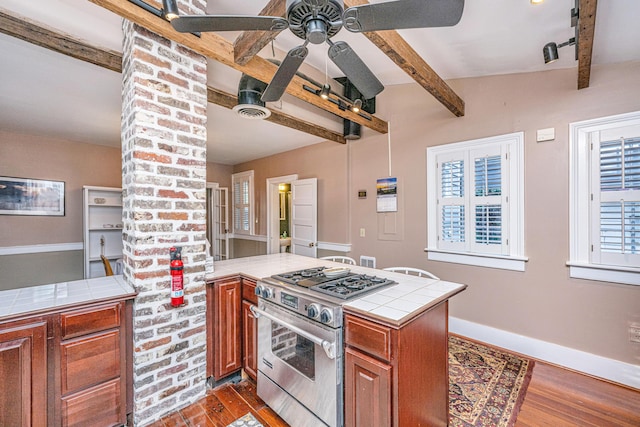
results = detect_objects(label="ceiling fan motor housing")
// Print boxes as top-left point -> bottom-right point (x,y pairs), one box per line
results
287,0 -> 344,41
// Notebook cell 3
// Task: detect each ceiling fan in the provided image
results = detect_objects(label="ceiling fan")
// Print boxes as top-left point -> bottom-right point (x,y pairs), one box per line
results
162,0 -> 464,102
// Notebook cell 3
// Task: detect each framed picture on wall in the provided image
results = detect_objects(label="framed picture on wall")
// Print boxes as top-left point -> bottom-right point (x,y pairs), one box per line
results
0,176 -> 65,216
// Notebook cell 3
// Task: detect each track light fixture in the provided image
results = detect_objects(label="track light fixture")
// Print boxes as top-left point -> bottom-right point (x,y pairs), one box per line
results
320,84 -> 331,100
302,85 -> 372,121
162,0 -> 180,21
351,99 -> 362,113
543,38 -> 576,64
543,1 -> 579,64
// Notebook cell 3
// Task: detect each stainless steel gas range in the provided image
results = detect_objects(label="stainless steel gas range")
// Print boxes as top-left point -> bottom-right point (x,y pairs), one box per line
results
250,266 -> 395,427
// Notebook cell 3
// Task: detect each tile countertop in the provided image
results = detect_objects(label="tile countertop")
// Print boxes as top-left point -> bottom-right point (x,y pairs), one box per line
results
207,253 -> 467,326
0,275 -> 137,321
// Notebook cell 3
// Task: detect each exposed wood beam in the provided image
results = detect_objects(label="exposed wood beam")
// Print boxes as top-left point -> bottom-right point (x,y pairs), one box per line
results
207,88 -> 345,144
0,9 -> 122,73
234,0 -> 286,65
577,0 -> 597,89
0,9 -> 346,145
88,0 -> 388,134
343,0 -> 464,117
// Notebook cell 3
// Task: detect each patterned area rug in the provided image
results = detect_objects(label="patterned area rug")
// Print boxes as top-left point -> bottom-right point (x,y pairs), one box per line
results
449,335 -> 534,427
226,412 -> 264,427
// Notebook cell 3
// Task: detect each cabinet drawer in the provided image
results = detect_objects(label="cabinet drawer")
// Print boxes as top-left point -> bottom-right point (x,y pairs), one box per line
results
62,378 -> 123,427
345,315 -> 393,362
61,303 -> 120,339
61,331 -> 121,395
242,278 -> 257,304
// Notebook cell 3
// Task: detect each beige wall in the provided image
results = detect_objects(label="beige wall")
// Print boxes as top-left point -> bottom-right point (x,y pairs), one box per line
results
351,62 -> 640,365
0,131 -> 233,287
239,61 -> 640,366
235,140 -> 351,243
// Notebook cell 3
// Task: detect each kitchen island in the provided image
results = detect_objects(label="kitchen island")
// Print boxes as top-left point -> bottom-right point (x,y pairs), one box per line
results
208,253 -> 467,427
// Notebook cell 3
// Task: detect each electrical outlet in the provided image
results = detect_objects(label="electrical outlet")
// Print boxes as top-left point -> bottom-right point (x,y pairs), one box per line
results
359,228 -> 366,237
629,324 -> 640,343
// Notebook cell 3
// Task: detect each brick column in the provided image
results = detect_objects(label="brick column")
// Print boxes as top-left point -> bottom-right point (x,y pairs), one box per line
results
121,6 -> 208,424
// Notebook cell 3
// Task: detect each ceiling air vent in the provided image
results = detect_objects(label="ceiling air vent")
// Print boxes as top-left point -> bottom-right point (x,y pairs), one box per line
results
232,74 -> 271,120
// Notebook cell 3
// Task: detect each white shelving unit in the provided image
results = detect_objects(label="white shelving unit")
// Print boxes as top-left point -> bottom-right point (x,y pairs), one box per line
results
83,186 -> 123,278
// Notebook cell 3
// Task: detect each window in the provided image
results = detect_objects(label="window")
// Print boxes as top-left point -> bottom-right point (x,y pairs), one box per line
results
232,170 -> 254,235
426,132 -> 526,271
569,111 -> 640,285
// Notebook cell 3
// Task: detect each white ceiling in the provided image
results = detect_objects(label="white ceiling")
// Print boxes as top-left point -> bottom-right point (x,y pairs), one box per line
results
1,0 -> 639,165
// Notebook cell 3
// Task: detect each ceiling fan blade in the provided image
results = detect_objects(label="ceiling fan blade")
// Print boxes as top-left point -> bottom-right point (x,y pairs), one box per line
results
343,0 -> 464,33
171,15 -> 289,33
328,41 -> 383,100
261,45 -> 309,102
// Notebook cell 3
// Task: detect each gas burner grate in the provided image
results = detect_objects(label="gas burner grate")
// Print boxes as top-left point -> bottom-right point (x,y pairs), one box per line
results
312,274 -> 395,300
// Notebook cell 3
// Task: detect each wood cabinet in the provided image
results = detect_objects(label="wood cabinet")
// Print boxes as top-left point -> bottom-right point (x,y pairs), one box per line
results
207,276 -> 258,382
344,302 -> 449,427
83,186 -> 123,278
0,299 -> 132,427
208,276 -> 242,380
241,277 -> 258,380
0,319 -> 47,427
56,302 -> 128,427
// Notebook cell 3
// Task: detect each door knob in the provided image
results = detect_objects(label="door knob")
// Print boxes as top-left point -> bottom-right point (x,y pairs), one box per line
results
308,242 -> 315,247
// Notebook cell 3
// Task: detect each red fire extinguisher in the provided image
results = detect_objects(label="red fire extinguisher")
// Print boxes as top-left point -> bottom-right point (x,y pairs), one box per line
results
170,247 -> 184,307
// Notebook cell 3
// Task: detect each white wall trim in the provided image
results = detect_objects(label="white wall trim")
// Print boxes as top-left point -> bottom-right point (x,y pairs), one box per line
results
230,233 -> 267,242
449,317 -> 640,389
0,242 -> 84,256
317,241 -> 352,253
426,248 -> 528,271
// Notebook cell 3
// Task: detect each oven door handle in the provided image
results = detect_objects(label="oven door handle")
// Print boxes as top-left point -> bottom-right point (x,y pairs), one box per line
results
250,305 -> 337,360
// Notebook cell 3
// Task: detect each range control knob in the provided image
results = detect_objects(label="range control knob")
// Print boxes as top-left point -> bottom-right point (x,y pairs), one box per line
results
307,303 -> 321,319
254,285 -> 264,297
261,287 -> 274,299
320,308 -> 333,324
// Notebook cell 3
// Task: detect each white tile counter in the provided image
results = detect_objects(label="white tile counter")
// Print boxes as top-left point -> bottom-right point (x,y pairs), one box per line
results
207,253 -> 466,326
0,275 -> 137,321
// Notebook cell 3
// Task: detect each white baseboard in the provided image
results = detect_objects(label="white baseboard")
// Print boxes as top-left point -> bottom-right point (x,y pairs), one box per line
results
0,242 -> 83,256
449,317 -> 640,390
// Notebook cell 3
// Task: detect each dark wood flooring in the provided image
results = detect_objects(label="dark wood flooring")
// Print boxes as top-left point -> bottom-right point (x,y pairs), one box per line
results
147,358 -> 640,427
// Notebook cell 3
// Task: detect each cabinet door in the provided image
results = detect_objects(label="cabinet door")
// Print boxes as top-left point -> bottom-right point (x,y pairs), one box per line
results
241,300 -> 257,381
213,278 -> 242,379
0,320 -> 47,427
344,347 -> 391,427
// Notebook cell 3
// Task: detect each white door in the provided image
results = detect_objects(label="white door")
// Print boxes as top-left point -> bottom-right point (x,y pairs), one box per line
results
291,178 -> 317,257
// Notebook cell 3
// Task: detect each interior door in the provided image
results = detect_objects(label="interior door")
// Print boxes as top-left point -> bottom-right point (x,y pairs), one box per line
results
291,178 -> 317,257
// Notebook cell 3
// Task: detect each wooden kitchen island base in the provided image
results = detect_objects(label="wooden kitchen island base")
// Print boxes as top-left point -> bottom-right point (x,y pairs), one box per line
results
344,301 -> 449,427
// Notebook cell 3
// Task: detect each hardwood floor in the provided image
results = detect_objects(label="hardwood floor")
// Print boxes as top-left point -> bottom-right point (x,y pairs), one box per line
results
146,361 -> 640,427
516,361 -> 640,427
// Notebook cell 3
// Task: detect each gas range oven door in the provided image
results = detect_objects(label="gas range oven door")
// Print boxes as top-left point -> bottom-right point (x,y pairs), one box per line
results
252,299 -> 343,427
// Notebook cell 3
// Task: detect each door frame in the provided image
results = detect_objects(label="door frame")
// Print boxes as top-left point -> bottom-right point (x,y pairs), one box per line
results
266,174 -> 298,254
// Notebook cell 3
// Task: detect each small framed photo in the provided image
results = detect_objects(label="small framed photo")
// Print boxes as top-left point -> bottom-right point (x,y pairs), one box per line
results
0,176 -> 65,216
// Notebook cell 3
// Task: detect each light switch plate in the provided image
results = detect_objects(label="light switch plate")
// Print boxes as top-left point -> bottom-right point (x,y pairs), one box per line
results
536,127 -> 555,142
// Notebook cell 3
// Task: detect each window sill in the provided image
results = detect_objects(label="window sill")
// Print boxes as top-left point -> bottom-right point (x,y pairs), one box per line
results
567,262 -> 640,286
425,248 -> 528,271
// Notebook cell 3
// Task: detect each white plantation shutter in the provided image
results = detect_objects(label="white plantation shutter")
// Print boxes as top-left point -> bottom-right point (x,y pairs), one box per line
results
470,149 -> 507,254
438,156 -> 466,250
593,132 -> 640,267
429,132 -> 523,268
232,171 -> 254,235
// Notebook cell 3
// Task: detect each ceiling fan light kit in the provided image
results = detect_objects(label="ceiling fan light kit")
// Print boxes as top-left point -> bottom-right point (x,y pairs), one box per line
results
162,0 -> 464,103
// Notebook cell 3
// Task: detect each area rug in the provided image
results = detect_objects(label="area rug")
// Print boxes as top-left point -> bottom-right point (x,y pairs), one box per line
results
226,412 -> 264,427
449,335 -> 534,427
